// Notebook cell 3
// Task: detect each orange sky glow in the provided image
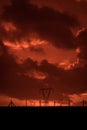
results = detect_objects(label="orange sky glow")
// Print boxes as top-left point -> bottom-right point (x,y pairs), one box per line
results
0,0 -> 87,106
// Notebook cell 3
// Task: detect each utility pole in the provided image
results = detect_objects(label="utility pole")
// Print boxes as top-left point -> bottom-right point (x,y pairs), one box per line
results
82,100 -> 85,107
25,99 -> 27,107
39,100 -> 41,107
54,100 -> 56,106
68,99 -> 71,107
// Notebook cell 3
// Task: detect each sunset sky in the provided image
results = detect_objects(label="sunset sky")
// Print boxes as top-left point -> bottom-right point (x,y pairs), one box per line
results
0,0 -> 87,106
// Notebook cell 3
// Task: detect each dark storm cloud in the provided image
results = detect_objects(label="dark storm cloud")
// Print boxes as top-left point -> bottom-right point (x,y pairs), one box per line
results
39,60 -> 87,97
0,47 -> 87,100
31,0 -> 87,26
0,0 -> 79,49
0,50 -> 41,99
77,28 -> 87,65
0,0 -> 10,13
29,46 -> 44,53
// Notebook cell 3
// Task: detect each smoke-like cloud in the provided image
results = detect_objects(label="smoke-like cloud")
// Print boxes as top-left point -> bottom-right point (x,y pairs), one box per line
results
0,0 -> 10,13
0,45 -> 87,100
0,0 -> 79,49
77,28 -> 87,66
30,0 -> 87,26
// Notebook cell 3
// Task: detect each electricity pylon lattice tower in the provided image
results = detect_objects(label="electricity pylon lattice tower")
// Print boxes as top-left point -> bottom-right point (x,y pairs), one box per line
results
8,100 -> 16,107
40,87 -> 52,106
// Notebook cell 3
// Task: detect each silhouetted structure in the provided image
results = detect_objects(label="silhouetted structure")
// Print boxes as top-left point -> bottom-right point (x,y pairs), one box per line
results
82,100 -> 85,107
29,100 -> 35,106
8,100 -> 16,107
68,99 -> 71,107
54,100 -> 60,106
25,99 -> 27,107
40,87 -> 52,106
39,100 -> 41,107
54,100 -> 56,106
82,100 -> 87,107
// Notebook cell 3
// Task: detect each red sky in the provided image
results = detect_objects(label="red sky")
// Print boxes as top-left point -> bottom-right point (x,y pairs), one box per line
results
0,0 -> 87,106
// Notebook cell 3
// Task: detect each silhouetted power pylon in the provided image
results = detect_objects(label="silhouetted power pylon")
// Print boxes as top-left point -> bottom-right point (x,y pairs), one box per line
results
79,100 -> 86,107
8,100 -> 16,107
82,100 -> 87,107
29,100 -> 35,106
40,87 -> 52,106
84,100 -> 87,106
